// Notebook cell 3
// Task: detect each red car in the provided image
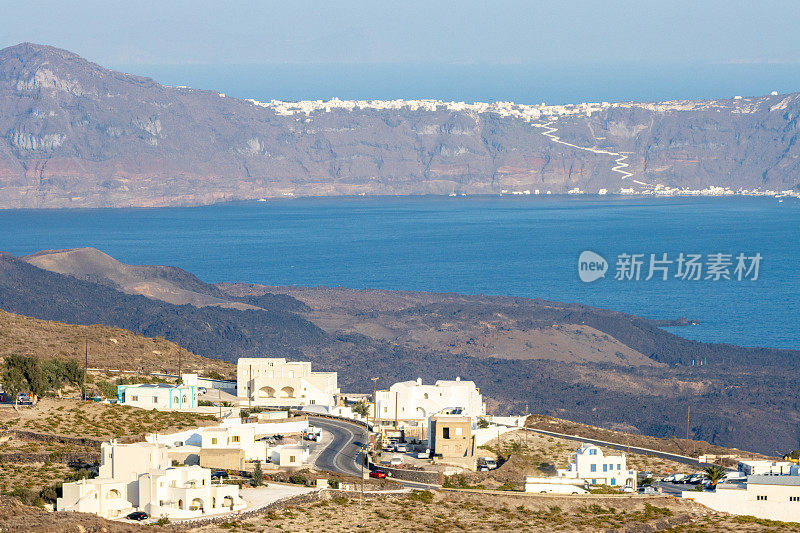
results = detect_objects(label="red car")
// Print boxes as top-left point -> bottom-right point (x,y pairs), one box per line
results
369,470 -> 387,479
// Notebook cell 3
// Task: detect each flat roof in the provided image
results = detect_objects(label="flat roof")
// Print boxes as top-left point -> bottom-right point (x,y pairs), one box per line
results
748,475 -> 800,486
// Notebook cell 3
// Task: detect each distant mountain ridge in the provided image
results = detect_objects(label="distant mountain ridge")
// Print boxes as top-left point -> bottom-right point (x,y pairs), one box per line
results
0,43 -> 799,208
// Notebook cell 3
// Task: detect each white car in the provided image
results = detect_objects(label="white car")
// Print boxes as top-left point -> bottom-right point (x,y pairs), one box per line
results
416,449 -> 430,459
390,455 -> 403,465
395,443 -> 408,452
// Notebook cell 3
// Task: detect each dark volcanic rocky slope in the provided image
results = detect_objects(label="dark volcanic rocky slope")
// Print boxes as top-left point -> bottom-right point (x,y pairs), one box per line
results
2,249 -> 800,454
0,43 -> 798,208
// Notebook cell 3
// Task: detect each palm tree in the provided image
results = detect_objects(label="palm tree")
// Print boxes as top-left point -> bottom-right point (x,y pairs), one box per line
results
703,465 -> 726,487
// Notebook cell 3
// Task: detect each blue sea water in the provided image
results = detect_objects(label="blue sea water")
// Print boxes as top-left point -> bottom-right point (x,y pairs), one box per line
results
0,196 -> 797,350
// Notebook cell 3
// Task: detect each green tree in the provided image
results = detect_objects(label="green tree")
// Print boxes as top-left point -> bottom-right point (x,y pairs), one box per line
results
477,418 -> 490,429
703,465 -> 726,486
351,401 -> 370,418
1,365 -> 25,400
96,380 -> 118,399
252,460 -> 264,486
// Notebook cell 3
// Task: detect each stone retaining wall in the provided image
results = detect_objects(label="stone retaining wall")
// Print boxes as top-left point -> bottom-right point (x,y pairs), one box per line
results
168,488 -> 400,530
4,429 -> 103,448
370,462 -> 443,485
0,452 -> 99,464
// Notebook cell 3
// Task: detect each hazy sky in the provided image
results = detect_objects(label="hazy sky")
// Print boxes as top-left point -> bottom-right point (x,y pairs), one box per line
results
2,1 -> 799,66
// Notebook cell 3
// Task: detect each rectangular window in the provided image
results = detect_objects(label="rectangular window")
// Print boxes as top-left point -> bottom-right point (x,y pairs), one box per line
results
153,396 -> 158,403
131,395 -> 138,401
232,436 -> 240,443
211,437 -> 218,445
603,464 -> 607,472
289,455 -> 296,463
443,427 -> 450,439
791,496 -> 800,502
590,464 -> 596,472
757,495 -> 768,501
617,464 -> 621,470
610,479 -> 616,486
455,427 -> 463,436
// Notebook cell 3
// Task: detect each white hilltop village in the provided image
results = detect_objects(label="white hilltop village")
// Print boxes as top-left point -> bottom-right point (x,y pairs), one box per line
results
206,92 -> 800,200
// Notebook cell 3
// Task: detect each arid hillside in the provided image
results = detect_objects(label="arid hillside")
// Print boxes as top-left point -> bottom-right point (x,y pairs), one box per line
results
0,309 -> 235,377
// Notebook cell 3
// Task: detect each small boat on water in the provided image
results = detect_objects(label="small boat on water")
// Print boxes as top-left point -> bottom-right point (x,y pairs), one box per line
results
258,198 -> 267,202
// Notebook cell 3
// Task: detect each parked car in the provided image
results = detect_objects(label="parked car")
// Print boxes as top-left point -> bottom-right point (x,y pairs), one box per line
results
126,511 -> 149,521
395,443 -> 408,452
687,473 -> 705,484
211,471 -> 229,479
639,486 -> 658,495
478,457 -> 498,470
16,393 -> 32,405
369,470 -> 387,479
198,387 -> 207,394
390,455 -> 403,465
660,475 -> 675,483
672,474 -> 689,483
416,449 -> 430,459
621,486 -> 635,493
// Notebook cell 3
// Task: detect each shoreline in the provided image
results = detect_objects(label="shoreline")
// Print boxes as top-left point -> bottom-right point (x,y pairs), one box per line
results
0,191 -> 797,212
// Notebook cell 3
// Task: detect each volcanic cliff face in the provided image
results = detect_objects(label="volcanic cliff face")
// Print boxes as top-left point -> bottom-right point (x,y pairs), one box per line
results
0,42 -> 799,207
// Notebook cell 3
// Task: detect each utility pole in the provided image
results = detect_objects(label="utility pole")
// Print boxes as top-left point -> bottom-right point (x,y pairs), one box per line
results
525,403 -> 529,446
369,377 -> 379,429
686,405 -> 691,441
360,443 -> 366,499
83,336 -> 88,400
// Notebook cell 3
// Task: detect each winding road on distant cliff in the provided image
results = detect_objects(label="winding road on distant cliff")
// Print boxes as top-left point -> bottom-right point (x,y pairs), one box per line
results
535,121 -> 652,187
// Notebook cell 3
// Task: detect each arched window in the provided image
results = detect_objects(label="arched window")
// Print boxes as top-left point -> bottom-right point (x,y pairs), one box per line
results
178,499 -> 184,510
223,495 -> 234,510
280,386 -> 295,398
423,393 -> 429,400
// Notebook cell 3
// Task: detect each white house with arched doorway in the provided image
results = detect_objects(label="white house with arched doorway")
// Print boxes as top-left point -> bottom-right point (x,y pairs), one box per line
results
57,478 -> 133,519
374,377 -> 486,439
57,441 -> 244,519
137,465 -> 244,519
237,358 -> 339,409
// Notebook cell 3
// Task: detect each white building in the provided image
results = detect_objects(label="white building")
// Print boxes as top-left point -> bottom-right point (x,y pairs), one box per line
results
268,444 -> 310,467
57,441 -> 244,519
374,377 -> 485,432
237,358 -> 338,409
557,443 -> 637,488
738,460 -> 795,476
683,475 -> 800,523
200,424 -> 267,462
117,374 -> 198,410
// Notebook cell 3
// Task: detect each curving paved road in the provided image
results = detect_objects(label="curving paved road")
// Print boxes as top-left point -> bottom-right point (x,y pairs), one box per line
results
309,417 -> 367,478
309,416 -> 438,490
